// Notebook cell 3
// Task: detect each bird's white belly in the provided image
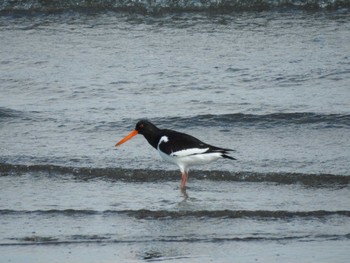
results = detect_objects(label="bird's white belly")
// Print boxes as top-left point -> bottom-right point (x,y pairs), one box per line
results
158,149 -> 221,171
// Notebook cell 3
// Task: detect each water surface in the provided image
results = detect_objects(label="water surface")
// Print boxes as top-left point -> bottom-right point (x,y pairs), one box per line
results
1,1 -> 350,262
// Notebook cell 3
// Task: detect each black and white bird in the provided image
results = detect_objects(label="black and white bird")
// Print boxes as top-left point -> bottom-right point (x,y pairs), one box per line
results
115,120 -> 235,190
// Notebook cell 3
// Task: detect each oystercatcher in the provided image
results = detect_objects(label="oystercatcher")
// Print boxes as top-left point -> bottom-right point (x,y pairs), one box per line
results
115,120 -> 235,190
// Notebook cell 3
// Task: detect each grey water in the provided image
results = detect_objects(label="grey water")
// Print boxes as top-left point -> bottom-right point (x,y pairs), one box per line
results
1,1 -> 350,262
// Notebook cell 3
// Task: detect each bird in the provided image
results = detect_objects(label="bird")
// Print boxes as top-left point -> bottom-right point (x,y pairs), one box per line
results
115,119 -> 236,191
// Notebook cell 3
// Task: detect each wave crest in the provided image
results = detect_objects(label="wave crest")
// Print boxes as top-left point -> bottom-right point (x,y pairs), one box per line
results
1,0 -> 349,14
1,163 -> 349,185
1,208 -> 349,219
157,113 -> 350,129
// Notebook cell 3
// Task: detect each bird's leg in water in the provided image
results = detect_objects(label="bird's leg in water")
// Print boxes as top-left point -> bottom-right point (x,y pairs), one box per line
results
180,171 -> 188,190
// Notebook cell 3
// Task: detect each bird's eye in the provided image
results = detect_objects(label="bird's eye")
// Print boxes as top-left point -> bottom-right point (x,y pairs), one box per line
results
139,124 -> 144,128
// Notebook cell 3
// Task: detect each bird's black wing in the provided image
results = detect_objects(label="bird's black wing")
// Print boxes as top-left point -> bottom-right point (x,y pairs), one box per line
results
158,129 -> 235,160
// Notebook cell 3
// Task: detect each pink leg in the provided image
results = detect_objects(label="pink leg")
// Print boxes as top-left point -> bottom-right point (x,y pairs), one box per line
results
180,171 -> 188,190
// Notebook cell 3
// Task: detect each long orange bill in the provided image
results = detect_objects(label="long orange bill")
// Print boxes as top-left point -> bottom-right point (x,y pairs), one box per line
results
115,130 -> 138,147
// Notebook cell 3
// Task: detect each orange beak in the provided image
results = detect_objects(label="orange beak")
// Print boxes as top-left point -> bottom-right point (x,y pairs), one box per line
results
115,130 -> 138,147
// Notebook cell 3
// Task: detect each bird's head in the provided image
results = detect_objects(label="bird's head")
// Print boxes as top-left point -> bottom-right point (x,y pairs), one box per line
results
115,119 -> 159,147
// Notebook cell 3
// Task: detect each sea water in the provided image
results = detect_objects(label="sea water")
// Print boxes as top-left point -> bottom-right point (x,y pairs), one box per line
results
1,1 -> 350,262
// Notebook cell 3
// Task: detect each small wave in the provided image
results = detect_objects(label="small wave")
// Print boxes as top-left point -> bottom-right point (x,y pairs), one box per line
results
3,234 -> 111,246
2,233 -> 349,246
156,112 -> 350,129
122,209 -> 350,220
0,107 -> 23,119
0,209 -> 99,216
1,163 -> 349,186
1,209 -> 349,219
1,209 -> 349,246
1,0 -> 349,15
2,233 -> 348,247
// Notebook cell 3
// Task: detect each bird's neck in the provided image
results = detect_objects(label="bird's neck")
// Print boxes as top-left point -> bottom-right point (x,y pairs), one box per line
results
146,135 -> 161,149
142,129 -> 162,150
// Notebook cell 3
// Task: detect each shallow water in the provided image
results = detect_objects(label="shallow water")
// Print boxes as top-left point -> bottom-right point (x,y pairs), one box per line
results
0,170 -> 349,262
1,1 -> 350,262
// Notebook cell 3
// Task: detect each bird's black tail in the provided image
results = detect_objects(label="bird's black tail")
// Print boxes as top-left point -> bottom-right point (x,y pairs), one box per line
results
221,148 -> 236,160
222,154 -> 236,160
209,145 -> 236,160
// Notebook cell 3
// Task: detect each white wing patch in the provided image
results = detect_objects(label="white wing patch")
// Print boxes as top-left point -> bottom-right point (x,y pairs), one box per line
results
157,145 -> 223,172
171,148 -> 209,157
